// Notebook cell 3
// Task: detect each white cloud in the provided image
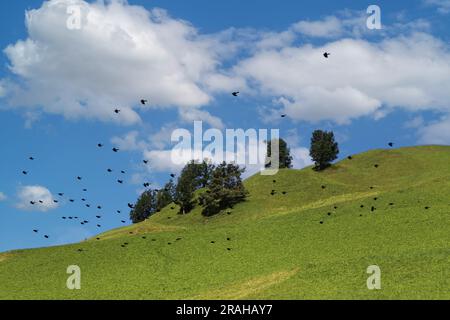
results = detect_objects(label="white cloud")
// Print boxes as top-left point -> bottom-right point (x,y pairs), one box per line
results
16,185 -> 58,212
178,108 -> 224,129
424,0 -> 450,13
233,32 -> 450,124
291,147 -> 314,169
0,192 -> 7,202
2,0 -> 225,124
111,130 -> 148,151
418,117 -> 450,144
293,16 -> 346,38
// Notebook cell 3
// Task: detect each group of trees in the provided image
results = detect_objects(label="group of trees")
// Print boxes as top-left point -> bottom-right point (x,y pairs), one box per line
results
130,129 -> 339,223
130,160 -> 247,223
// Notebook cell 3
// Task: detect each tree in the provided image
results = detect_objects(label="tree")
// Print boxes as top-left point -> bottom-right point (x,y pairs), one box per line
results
130,190 -> 158,223
265,138 -> 293,169
309,130 -> 339,171
199,162 -> 248,217
156,179 -> 175,212
174,160 -> 215,214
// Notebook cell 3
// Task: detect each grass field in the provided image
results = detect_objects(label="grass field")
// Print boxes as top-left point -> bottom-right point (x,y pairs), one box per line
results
1,145 -> 450,299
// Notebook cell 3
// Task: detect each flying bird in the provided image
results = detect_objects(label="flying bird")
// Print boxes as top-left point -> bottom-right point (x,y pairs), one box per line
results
30,201 -> 36,205
114,109 -> 121,114
112,148 -> 119,153
128,203 -> 134,209
33,229 -> 38,233
121,170 -> 126,174
388,142 -> 394,147
22,171 -> 28,175
83,189 -> 87,192
281,114 -> 287,118
97,143 -> 103,148
232,92 -> 239,97
107,169 -> 113,173
44,235 -> 49,239
143,160 -> 149,164
323,52 -> 331,58
140,99 -> 148,105
170,174 -> 175,178
117,180 -> 124,184
58,193 -> 64,196
29,157 -> 35,160
77,176 -> 82,180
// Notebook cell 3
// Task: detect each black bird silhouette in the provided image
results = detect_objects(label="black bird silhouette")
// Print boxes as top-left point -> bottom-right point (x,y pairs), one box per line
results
117,210 -> 121,214
281,114 -> 287,118
142,236 -> 147,239
22,171 -> 28,175
33,229 -> 38,233
39,200 -> 43,204
227,248 -> 232,251
53,200 -> 58,203
77,176 -> 82,180
282,191 -> 287,195
141,99 -> 148,105
81,198 -> 86,201
69,217 -> 73,220
348,156 -> 353,160
227,238 -> 231,241
143,160 -> 149,164
86,204 -> 90,208
30,201 -> 36,205
170,174 -> 175,178
374,164 -> 379,168
360,205 -> 364,208
143,182 -> 150,188
62,217 -> 66,219
112,148 -> 119,153
210,241 -> 215,244
117,180 -> 124,184
121,220 -> 126,224
128,203 -> 134,209
58,193 -> 64,196
321,185 -> 326,189
97,225 -> 101,228
371,206 -> 376,212
232,92 -> 239,97
44,235 -> 49,239
97,206 -> 102,209
29,157 -> 34,160
83,189 -> 87,192
97,143 -> 103,147
69,199 -> 75,202
96,215 -> 101,219
388,142 -> 394,147
114,109 -> 121,114
107,169 -> 113,173
323,52 -> 331,58
425,206 -> 430,210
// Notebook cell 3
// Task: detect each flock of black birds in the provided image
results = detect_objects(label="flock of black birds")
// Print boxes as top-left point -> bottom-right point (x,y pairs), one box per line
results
22,100 -> 179,242
22,51 -> 390,251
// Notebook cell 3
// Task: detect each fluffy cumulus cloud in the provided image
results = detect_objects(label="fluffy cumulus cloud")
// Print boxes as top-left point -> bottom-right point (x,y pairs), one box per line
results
233,32 -> 450,124
16,185 -> 58,212
0,192 -> 7,201
2,0 -> 225,124
418,117 -> 450,145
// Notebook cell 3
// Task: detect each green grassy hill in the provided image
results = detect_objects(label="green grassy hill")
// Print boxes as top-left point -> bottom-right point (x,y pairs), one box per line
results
1,145 -> 450,299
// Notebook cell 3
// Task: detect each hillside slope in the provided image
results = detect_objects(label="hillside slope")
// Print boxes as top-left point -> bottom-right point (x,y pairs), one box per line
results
1,146 -> 450,299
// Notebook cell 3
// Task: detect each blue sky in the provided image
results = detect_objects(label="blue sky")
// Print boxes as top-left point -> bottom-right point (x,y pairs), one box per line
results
0,0 -> 449,252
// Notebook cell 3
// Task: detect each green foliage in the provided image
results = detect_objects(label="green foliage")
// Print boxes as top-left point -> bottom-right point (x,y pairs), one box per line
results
156,179 -> 175,212
265,138 -> 293,169
174,160 -> 214,214
309,130 -> 339,171
199,162 -> 248,217
129,190 -> 158,223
